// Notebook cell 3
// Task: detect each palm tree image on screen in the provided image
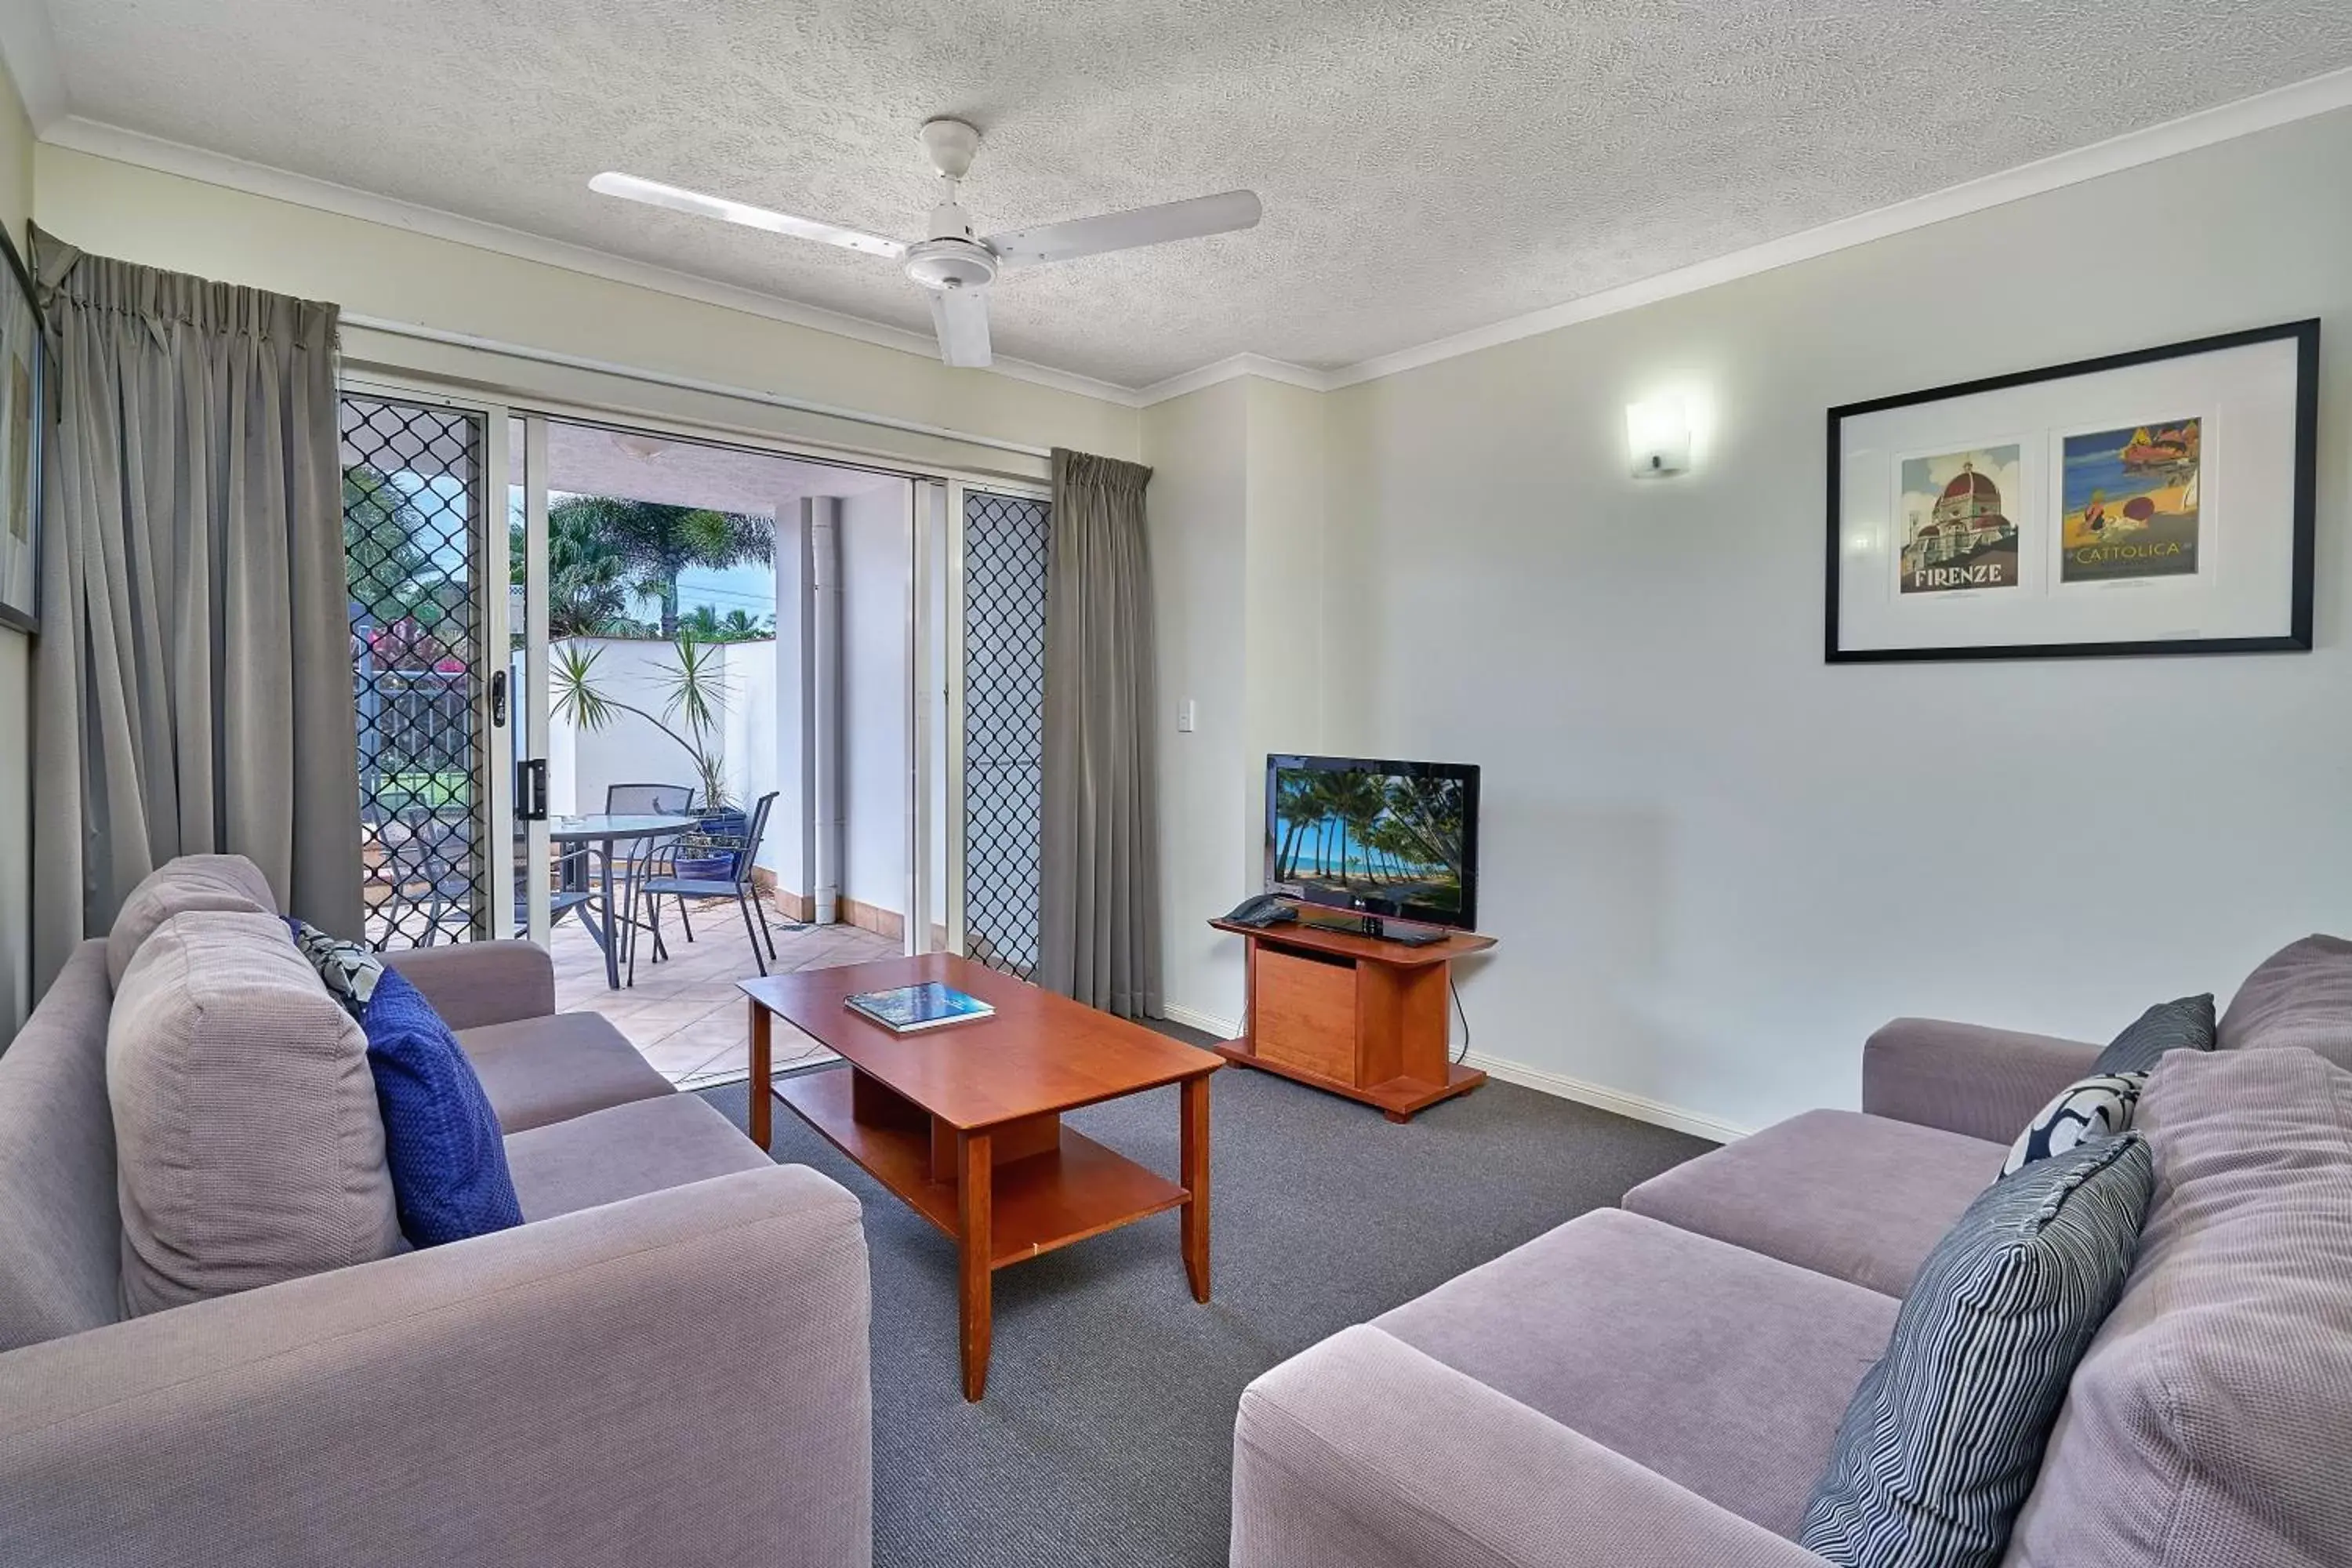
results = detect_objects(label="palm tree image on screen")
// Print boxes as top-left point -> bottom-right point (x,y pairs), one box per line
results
1272,771 -> 1467,912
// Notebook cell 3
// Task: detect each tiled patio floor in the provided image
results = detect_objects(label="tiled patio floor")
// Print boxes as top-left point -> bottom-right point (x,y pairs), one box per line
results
548,901 -> 902,1089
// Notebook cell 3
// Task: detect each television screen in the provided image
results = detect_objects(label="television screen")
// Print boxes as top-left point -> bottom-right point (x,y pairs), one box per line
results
1265,755 -> 1479,931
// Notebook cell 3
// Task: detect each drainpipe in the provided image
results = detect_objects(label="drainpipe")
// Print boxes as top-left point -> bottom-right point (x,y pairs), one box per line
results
810,497 -> 844,927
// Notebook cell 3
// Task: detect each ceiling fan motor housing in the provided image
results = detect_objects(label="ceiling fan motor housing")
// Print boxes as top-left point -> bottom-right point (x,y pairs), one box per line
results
903,236 -> 997,292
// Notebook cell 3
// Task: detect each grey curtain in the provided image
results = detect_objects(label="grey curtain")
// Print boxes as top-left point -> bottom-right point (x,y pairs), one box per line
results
1038,448 -> 1161,1017
29,230 -> 360,994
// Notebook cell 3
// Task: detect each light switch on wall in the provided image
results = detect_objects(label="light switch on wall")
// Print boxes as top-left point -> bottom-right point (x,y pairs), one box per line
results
1177,699 -> 1196,733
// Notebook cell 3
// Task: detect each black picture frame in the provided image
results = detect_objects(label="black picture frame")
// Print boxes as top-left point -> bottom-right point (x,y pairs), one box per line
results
0,221 -> 50,637
1825,319 -> 2318,662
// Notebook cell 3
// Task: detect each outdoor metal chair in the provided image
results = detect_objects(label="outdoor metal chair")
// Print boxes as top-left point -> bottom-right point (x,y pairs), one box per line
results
601,782 -> 697,974
628,790 -> 793,982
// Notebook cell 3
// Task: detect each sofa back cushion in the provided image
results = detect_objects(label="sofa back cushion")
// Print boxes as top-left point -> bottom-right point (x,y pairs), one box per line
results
108,910 -> 403,1316
2219,935 -> 2352,1069
0,942 -> 123,1351
106,854 -> 277,990
2003,1047 -> 2352,1567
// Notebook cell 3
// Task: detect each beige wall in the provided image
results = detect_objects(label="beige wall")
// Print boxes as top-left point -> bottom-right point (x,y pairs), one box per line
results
1301,107 -> 2352,1135
0,61 -> 31,1037
1145,376 -> 1333,1030
1144,379 -> 1250,1025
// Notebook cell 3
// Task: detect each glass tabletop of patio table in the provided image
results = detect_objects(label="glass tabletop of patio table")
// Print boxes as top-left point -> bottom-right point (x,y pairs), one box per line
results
547,814 -> 702,840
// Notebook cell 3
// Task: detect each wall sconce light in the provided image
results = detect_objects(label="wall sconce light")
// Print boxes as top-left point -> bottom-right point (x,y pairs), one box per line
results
1625,397 -> 1693,477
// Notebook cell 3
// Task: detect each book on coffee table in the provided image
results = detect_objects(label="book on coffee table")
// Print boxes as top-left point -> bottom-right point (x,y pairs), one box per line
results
844,981 -> 996,1034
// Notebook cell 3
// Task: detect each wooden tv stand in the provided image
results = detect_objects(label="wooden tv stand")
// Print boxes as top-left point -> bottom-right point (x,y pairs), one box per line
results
1209,916 -> 1497,1121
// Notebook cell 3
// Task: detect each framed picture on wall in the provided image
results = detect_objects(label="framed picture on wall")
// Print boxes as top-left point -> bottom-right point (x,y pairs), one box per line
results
0,224 -> 49,635
1826,320 -> 2318,662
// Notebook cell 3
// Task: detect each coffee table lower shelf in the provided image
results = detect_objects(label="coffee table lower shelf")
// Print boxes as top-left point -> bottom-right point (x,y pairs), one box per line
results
775,1067 -> 1191,1269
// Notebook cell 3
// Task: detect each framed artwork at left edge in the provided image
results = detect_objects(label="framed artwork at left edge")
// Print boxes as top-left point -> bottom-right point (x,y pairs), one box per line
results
0,223 -> 49,636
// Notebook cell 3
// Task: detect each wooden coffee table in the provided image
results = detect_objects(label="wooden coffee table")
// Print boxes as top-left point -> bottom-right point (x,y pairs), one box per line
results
741,954 -> 1222,1401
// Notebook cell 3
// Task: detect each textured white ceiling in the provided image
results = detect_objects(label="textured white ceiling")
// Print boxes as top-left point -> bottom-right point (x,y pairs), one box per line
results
39,2 -> 2352,389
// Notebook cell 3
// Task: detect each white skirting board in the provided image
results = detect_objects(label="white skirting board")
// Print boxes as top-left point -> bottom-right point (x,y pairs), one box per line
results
1150,1004 -> 1748,1145
1461,1052 -> 1749,1145
1158,1002 -> 1240,1040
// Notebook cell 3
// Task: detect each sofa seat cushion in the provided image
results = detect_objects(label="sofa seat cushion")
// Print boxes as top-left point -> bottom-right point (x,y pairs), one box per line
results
2005,1047 -> 2352,1568
455,1011 -> 673,1134
1374,1207 -> 1898,1539
503,1094 -> 772,1220
105,855 -> 277,989
2219,933 -> 2352,1070
108,911 -> 404,1316
1624,1109 -> 2005,1298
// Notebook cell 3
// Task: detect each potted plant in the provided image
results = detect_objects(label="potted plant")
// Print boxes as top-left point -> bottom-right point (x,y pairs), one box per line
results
554,630 -> 739,827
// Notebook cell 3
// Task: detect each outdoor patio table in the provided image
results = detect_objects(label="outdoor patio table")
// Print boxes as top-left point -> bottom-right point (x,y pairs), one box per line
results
546,813 -> 700,989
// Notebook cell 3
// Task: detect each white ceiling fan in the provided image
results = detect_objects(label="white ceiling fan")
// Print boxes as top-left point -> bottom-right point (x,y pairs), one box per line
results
591,118 -> 1262,370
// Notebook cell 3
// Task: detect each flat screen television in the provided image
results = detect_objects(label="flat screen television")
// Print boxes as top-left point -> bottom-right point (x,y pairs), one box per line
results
1264,755 -> 1480,933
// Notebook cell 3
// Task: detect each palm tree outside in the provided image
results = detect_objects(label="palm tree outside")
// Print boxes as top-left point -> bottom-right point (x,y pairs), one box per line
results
546,495 -> 773,638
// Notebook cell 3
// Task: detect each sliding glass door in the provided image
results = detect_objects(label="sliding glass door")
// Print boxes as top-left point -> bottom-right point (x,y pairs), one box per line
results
343,377 -> 1050,986
952,485 -> 1053,978
341,386 -> 514,949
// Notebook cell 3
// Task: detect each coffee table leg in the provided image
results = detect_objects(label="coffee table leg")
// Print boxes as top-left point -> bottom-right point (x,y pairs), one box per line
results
959,1129 -> 993,1401
748,1000 -> 771,1152
1181,1073 -> 1210,1303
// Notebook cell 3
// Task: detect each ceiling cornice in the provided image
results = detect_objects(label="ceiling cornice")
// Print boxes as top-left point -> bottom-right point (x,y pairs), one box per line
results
1321,62 -> 2352,390
1131,353 -> 1333,405
5,22 -> 2347,408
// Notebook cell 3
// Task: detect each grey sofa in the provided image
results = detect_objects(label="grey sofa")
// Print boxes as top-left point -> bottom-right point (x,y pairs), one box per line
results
1232,938 -> 2352,1568
0,904 -> 873,1565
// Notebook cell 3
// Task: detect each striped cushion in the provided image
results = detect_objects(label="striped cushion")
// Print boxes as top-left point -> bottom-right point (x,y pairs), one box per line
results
2091,994 -> 2215,1075
1801,1134 -> 2154,1567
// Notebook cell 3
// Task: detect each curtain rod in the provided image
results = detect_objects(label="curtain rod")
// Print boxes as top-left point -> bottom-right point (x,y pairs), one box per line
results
339,314 -> 1055,460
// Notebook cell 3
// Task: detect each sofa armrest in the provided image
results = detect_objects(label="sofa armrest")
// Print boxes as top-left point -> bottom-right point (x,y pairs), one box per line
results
1232,1325 -> 1820,1568
385,939 -> 556,1029
1862,1017 -> 2103,1144
0,1165 -> 871,1568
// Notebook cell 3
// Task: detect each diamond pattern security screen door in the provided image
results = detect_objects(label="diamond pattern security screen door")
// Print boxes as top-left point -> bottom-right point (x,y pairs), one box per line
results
961,489 -> 1051,978
343,394 -> 489,950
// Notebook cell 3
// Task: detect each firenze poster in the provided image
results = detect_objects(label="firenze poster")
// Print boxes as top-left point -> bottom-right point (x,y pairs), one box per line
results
1829,323 -> 2314,660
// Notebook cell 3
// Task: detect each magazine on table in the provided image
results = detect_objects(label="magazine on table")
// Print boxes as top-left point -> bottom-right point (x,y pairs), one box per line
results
844,982 -> 996,1033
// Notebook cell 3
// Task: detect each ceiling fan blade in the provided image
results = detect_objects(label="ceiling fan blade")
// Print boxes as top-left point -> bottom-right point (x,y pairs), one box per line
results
928,288 -> 993,368
590,172 -> 906,260
985,190 -> 1261,267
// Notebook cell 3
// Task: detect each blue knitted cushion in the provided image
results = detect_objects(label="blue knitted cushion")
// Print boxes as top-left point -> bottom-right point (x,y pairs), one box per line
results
360,968 -> 524,1247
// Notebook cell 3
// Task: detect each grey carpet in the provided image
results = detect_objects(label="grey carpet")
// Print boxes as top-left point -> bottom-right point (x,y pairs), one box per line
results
698,1055 -> 1708,1567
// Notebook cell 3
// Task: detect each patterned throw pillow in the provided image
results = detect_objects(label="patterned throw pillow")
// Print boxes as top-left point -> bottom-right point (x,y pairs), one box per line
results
285,916 -> 385,1022
1802,1134 -> 2154,1568
2002,1070 -> 2147,1178
2091,993 -> 2216,1075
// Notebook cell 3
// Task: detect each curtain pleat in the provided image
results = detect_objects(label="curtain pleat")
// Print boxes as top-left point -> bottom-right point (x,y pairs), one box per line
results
1038,448 -> 1162,1018
28,230 -> 361,996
